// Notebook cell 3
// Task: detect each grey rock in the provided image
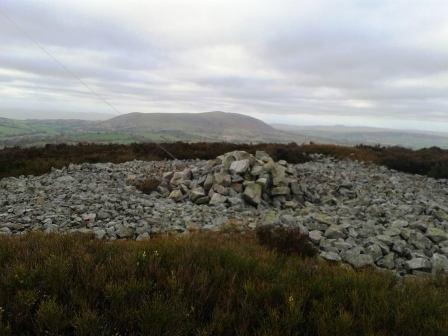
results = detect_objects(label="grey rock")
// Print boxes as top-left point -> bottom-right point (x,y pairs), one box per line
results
333,241 -> 353,252
203,174 -> 214,191
297,223 -> 309,236
342,249 -> 374,268
431,253 -> 448,273
169,190 -> 184,202
400,228 -> 413,241
136,232 -> 151,241
229,160 -> 250,175
116,225 -> 134,239
97,210 -> 110,220
209,193 -> 227,205
290,182 -> 301,195
195,196 -> 210,205
189,187 -> 206,202
392,240 -> 410,257
324,225 -> 346,239
391,219 -> 408,228
411,232 -> 433,251
243,182 -> 262,206
320,251 -> 342,262
271,186 -> 290,196
214,172 -> 231,187
56,175 -> 75,183
0,227 -> 12,235
376,235 -> 394,246
426,226 -> 448,243
250,165 -> 263,176
82,213 -> 96,222
409,221 -> 428,232
213,184 -> 229,196
434,210 -> 448,222
313,213 -> 335,226
440,240 -> 448,248
162,171 -> 174,181
283,200 -> 298,209
219,154 -> 235,171
271,165 -> 286,186
72,228 -> 93,235
405,258 -> 431,271
366,244 -> 383,261
255,150 -> 271,162
279,214 -> 296,226
94,229 -> 107,240
170,172 -> 185,186
383,228 -> 401,236
256,177 -> 268,188
263,210 -> 280,225
377,253 -> 395,269
228,197 -> 244,207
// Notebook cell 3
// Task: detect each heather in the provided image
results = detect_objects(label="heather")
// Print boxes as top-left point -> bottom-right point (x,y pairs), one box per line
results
1,142 -> 448,179
0,232 -> 447,335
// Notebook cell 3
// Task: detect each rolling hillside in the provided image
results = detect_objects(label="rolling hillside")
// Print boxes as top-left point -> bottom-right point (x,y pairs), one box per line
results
0,112 -> 302,147
2,111 -> 447,148
98,111 -> 293,142
273,124 -> 448,149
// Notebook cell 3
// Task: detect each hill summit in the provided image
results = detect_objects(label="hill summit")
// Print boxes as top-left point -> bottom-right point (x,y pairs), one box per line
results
99,111 -> 288,142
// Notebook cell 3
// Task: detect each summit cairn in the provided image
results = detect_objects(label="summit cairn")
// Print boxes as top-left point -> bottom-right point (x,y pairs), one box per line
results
163,151 -> 300,208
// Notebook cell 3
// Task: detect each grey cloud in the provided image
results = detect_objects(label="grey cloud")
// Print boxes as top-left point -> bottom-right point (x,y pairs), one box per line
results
0,0 -> 448,130
1,1 -> 152,52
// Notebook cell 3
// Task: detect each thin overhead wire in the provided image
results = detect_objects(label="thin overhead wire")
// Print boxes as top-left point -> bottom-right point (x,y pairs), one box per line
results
0,8 -> 121,115
0,7 -> 178,160
159,136 -> 177,160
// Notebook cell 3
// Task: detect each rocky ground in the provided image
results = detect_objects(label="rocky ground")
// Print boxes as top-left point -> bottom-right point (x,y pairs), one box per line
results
1,151 -> 448,276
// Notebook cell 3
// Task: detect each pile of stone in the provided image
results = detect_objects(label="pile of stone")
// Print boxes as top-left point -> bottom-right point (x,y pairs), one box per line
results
162,151 -> 301,208
1,151 -> 448,276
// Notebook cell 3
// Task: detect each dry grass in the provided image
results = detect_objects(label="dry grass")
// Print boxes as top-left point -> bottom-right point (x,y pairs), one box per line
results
0,232 -> 447,335
135,177 -> 161,194
256,225 -> 318,257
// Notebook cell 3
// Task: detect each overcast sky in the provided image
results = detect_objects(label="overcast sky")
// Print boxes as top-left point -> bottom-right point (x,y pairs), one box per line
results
1,0 -> 448,131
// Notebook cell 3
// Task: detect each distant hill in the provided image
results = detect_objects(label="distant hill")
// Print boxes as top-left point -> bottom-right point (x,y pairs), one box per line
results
273,124 -> 448,149
98,111 -> 291,142
0,112 -> 303,147
2,111 -> 447,148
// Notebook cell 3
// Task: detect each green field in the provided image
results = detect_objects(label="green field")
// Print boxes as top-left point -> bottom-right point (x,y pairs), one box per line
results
67,132 -> 138,143
3,113 -> 448,149
0,119 -> 70,139
0,118 -> 209,146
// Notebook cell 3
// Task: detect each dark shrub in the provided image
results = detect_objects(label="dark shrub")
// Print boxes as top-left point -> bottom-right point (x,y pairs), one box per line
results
1,142 -> 447,179
256,225 -> 318,257
135,177 -> 160,194
268,143 -> 310,164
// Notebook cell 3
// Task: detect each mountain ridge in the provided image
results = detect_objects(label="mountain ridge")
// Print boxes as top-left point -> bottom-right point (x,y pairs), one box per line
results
97,111 -> 293,143
100,111 -> 276,132
273,124 -> 448,149
0,111 -> 302,147
1,111 -> 448,148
